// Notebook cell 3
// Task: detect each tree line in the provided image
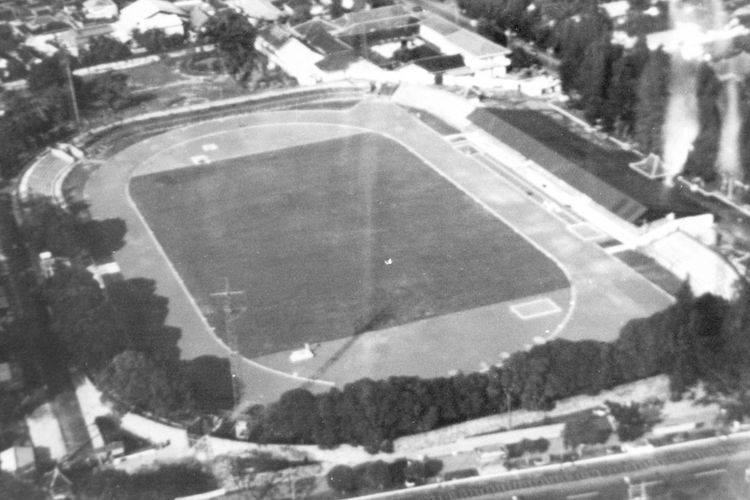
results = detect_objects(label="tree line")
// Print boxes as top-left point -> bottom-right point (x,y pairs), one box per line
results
21,198 -> 233,417
241,283 -> 750,452
0,54 -> 133,180
460,0 -> 750,182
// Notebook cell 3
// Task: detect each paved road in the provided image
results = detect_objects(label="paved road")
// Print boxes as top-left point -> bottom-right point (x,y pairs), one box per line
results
347,432 -> 750,500
85,97 -> 671,404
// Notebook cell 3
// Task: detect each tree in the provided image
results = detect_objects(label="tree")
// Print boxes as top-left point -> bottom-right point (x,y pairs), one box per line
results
605,401 -> 649,441
106,278 -> 182,366
605,36 -> 649,136
0,472 -> 46,500
181,356 -> 233,411
683,63 -> 722,182
200,10 -> 258,84
330,0 -> 343,19
75,462 -> 218,500
355,460 -> 391,491
132,29 -> 185,54
563,412 -> 612,449
260,388 -> 319,443
327,465 -> 357,495
79,36 -> 131,67
635,48 -> 670,154
97,350 -> 187,416
81,72 -> 131,112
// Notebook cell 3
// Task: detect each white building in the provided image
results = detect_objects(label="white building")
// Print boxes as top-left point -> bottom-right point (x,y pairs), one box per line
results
113,0 -> 187,42
420,15 -> 510,78
599,0 -> 629,25
0,446 -> 35,474
257,24 -> 325,84
226,0 -> 283,22
82,0 -> 118,21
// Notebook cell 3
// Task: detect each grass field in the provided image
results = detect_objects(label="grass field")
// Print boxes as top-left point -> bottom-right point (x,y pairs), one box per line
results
130,132 -> 567,357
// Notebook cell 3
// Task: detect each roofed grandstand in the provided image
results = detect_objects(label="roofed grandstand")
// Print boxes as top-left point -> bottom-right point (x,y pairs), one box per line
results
468,108 -> 704,223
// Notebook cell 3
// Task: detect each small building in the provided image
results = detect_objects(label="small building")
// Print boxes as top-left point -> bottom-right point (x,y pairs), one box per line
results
114,0 -> 187,42
332,5 -> 420,48
0,361 -> 23,390
226,0 -> 283,22
599,0 -> 630,25
82,0 -> 118,21
24,21 -> 79,56
75,23 -> 115,52
0,445 -> 35,474
293,18 -> 353,60
256,24 -> 324,84
420,15 -> 510,77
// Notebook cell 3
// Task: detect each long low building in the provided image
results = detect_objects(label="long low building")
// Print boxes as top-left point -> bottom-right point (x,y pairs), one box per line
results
420,14 -> 510,78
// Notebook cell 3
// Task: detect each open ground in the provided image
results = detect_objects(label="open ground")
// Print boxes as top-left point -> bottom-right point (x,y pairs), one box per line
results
84,97 -> 674,403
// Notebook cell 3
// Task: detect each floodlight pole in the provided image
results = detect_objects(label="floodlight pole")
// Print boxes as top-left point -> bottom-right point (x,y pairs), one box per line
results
60,47 -> 80,127
210,277 -> 246,409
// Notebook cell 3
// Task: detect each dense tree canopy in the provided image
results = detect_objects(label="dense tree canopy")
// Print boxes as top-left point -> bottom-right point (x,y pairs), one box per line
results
78,36 -> 132,67
98,350 -> 188,416
74,462 -> 218,500
243,280 -> 750,451
200,10 -> 258,84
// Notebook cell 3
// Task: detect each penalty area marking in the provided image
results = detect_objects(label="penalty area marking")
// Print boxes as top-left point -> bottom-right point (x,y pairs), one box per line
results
510,297 -> 562,320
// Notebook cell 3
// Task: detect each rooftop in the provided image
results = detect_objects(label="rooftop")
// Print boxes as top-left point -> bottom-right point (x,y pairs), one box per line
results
259,23 -> 290,48
412,53 -> 464,73
444,28 -> 510,57
294,19 -> 351,55
332,4 -> 411,28
420,13 -> 460,36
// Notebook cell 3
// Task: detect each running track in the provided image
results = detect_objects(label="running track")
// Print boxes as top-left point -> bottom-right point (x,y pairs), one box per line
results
85,99 -> 673,404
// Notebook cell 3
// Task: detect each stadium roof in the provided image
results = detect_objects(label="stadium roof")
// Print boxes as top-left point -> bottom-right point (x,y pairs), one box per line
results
469,108 -> 703,222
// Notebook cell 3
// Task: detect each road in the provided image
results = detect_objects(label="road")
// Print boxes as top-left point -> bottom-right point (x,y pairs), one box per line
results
348,432 -> 750,500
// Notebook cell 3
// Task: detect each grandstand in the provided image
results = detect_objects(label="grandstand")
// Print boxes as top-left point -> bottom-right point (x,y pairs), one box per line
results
18,147 -> 78,205
468,108 -> 703,223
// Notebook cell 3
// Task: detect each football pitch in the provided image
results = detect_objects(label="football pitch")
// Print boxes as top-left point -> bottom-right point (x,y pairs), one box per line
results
130,132 -> 567,357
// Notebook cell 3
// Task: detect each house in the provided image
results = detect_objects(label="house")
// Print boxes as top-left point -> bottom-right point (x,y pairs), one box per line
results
332,5 -> 420,47
24,21 -> 79,56
599,0 -> 629,25
187,2 -> 214,31
226,0 -> 283,22
113,0 -> 187,42
293,18 -> 353,57
0,445 -> 35,474
82,0 -> 118,21
420,14 -> 510,77
256,23 -> 324,84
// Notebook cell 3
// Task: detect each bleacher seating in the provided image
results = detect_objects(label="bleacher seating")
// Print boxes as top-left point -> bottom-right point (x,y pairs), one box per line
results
19,149 -> 77,204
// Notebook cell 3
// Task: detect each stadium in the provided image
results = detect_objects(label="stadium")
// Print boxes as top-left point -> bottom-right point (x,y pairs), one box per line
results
23,83 -> 675,404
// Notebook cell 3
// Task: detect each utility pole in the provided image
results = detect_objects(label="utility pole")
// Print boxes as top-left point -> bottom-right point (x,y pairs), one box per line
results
210,278 -> 246,409
60,46 -> 80,127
